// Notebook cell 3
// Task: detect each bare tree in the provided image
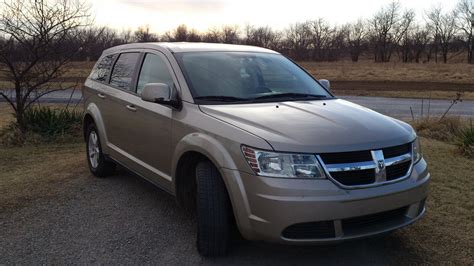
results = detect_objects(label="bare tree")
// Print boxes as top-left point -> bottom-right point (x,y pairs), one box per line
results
307,18 -> 334,61
202,27 -> 221,43
0,0 -> 91,133
81,26 -> 118,61
134,25 -> 159,42
427,6 -> 458,63
285,22 -> 311,60
244,25 -> 281,50
162,24 -> 202,42
187,29 -> 202,42
370,1 -> 415,62
345,19 -> 368,62
425,5 -> 441,62
173,24 -> 190,42
455,0 -> 474,63
411,25 -> 431,63
220,25 -> 240,44
121,29 -> 133,44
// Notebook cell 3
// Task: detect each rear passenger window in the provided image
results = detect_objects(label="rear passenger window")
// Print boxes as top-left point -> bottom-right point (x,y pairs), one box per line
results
90,54 -> 117,82
110,53 -> 140,90
136,54 -> 174,95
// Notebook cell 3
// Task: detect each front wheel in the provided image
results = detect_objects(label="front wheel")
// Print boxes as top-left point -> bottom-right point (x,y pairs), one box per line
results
195,161 -> 232,257
86,123 -> 115,177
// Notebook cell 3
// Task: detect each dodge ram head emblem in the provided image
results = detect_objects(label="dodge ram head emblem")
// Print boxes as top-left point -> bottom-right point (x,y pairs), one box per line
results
378,160 -> 385,170
371,150 -> 387,182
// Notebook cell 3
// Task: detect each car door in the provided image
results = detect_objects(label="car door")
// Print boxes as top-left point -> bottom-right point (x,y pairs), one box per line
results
119,51 -> 175,187
100,52 -> 142,154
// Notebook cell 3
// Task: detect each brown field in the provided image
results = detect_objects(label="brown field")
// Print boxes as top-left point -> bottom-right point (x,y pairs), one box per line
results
300,61 -> 474,100
1,61 -> 473,100
300,61 -> 474,84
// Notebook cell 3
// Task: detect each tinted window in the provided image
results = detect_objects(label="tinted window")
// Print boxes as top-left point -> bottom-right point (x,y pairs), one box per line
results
110,53 -> 140,90
175,52 -> 331,102
137,54 -> 174,95
90,54 -> 116,82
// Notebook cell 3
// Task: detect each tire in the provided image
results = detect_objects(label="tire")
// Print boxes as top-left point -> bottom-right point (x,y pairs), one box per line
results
86,123 -> 115,177
196,161 -> 232,257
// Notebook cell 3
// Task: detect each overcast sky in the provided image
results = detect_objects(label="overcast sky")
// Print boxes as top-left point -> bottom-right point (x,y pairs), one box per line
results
89,0 -> 461,33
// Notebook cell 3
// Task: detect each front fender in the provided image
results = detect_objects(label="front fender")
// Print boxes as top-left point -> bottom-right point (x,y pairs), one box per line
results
171,132 -> 238,178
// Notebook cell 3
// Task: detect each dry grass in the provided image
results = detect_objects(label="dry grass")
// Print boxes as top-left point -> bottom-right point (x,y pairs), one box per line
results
0,61 -> 94,89
412,117 -> 465,142
0,103 -> 15,126
300,60 -> 474,84
396,137 -> 474,264
0,142 -> 86,213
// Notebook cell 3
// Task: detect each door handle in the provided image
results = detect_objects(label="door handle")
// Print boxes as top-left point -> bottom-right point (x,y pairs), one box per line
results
97,93 -> 106,99
126,104 -> 137,112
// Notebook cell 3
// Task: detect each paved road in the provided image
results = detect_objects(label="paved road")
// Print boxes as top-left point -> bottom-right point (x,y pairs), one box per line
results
0,167 -> 427,264
343,95 -> 473,119
1,89 -> 473,118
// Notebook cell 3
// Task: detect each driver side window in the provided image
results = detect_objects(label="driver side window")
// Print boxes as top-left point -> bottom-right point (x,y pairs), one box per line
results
137,53 -> 174,95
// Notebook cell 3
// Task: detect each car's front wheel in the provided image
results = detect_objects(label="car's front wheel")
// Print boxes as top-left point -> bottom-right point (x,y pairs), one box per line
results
86,123 -> 115,177
195,160 -> 232,256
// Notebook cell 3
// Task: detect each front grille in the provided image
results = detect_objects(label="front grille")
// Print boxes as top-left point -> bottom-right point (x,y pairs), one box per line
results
342,206 -> 408,233
331,169 -> 375,186
319,142 -> 413,187
319,150 -> 372,164
282,221 -> 335,239
386,161 -> 411,180
383,143 -> 411,158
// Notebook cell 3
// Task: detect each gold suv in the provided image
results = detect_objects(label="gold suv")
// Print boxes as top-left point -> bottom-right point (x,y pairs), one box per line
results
83,43 -> 429,257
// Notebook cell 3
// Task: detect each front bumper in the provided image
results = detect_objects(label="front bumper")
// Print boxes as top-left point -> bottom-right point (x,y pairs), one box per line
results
221,158 -> 429,244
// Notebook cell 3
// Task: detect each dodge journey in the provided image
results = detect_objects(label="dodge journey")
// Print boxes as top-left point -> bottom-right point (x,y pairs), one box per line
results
83,42 -> 429,256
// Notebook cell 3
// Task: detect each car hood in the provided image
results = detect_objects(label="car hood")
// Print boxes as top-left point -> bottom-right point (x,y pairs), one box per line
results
199,99 -> 415,153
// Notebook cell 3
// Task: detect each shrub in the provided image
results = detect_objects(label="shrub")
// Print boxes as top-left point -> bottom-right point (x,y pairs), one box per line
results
0,106 -> 83,146
23,106 -> 83,138
412,117 -> 463,142
458,122 -> 474,158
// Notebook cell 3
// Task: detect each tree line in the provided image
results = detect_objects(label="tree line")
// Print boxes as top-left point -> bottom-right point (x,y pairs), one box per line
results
73,1 -> 474,64
0,0 -> 472,134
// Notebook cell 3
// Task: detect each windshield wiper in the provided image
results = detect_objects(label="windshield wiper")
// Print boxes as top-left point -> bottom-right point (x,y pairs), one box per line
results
252,93 -> 328,101
194,95 -> 250,102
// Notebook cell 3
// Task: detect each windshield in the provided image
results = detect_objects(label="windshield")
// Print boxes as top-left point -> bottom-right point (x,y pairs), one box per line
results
175,52 -> 333,104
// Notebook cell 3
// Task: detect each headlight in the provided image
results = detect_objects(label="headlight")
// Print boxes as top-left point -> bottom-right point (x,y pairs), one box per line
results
412,137 -> 422,163
242,146 -> 326,179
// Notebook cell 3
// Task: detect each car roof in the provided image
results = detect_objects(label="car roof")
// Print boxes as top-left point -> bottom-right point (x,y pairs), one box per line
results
103,42 -> 279,54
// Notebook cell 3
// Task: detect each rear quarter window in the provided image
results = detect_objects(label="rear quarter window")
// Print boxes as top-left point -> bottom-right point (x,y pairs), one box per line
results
109,53 -> 141,91
89,54 -> 117,82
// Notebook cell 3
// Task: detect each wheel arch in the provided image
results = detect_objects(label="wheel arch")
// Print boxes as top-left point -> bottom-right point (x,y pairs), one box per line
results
172,133 -> 238,207
83,103 -> 108,149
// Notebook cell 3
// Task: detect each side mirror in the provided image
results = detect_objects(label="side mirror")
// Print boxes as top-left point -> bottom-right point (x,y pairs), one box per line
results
319,79 -> 330,91
141,83 -> 181,110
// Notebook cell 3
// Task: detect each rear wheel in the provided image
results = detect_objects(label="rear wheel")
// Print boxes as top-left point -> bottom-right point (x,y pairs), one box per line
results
86,123 -> 115,177
195,161 -> 231,257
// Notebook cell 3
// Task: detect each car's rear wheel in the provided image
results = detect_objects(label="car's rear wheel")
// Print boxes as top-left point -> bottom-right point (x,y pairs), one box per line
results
195,160 -> 231,257
86,123 -> 115,177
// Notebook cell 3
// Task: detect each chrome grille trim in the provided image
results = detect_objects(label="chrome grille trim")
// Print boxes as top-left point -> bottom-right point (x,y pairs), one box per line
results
385,153 -> 411,166
316,143 -> 414,189
325,154 -> 411,172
